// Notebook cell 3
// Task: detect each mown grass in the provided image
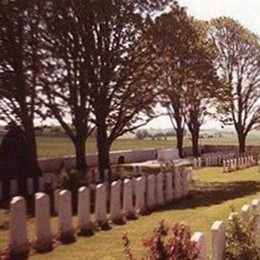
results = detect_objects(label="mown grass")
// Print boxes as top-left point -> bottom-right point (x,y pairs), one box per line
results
1,166 -> 260,259
37,131 -> 260,158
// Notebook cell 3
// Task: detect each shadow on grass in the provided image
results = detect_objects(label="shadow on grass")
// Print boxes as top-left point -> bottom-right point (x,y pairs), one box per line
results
170,181 -> 260,210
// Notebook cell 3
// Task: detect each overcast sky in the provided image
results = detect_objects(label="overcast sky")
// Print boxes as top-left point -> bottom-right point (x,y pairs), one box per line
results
147,0 -> 260,130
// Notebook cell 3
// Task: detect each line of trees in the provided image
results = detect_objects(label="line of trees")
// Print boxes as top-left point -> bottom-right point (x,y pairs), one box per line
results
0,1 -> 259,179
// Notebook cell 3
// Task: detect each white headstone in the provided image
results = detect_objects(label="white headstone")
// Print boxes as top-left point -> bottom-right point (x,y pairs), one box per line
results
10,179 -> 18,197
95,184 -> 108,225
174,170 -> 182,200
146,174 -> 156,210
110,180 -> 123,223
191,232 -> 207,260
155,173 -> 165,206
123,179 -> 135,218
9,196 -> 29,255
78,186 -> 92,234
241,204 -> 251,220
35,193 -> 52,251
27,178 -> 34,195
58,190 -> 74,240
134,176 -> 146,214
211,221 -> 225,260
165,172 -> 174,203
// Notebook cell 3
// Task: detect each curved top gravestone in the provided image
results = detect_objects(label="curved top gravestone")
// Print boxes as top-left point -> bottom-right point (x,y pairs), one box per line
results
0,125 -> 40,180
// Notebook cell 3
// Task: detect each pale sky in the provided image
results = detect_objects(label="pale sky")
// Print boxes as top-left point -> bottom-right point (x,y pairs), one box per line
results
146,0 -> 260,130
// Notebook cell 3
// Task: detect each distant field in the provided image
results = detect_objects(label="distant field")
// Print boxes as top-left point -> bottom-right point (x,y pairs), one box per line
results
36,131 -> 260,158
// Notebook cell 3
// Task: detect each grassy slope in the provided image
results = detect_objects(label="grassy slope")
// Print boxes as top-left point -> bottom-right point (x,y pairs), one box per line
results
1,166 -> 260,259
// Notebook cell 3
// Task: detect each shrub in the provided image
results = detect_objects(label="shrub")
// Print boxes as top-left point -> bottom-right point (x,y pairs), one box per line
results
225,212 -> 260,260
123,221 -> 199,260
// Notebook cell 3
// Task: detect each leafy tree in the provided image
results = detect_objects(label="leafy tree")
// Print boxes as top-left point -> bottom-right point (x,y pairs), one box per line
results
152,7 -> 218,157
210,17 -> 260,153
39,0 -> 172,178
0,0 -> 41,174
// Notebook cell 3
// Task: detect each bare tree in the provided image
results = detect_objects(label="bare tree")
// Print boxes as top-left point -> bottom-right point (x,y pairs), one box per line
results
210,17 -> 260,153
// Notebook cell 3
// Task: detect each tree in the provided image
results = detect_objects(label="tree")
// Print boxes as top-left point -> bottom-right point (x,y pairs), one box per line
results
151,7 -> 218,157
40,0 -> 171,178
183,20 -> 219,157
39,1 -> 95,172
210,17 -> 260,153
0,0 -> 41,175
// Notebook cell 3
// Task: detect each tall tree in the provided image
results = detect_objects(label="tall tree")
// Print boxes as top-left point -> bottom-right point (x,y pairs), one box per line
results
184,20 -> 219,157
152,8 -> 218,157
0,0 -> 41,174
39,1 -> 94,172
87,0 -> 168,178
210,17 -> 260,153
40,0 -> 170,178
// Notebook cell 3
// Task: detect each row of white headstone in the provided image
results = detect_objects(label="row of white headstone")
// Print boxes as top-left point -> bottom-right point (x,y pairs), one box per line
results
7,168 -> 192,256
223,155 -> 255,173
0,177 -> 46,200
0,167 -> 132,200
192,198 -> 260,260
202,152 -> 252,167
193,158 -> 202,169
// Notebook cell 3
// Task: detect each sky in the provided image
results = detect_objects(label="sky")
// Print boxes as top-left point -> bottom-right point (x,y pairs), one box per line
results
146,0 -> 260,130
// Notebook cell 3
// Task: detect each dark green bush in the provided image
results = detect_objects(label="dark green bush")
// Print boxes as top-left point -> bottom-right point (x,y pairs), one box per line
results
226,212 -> 260,260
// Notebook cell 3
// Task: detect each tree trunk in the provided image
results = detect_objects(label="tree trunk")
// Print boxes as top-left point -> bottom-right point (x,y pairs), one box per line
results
74,136 -> 87,172
176,128 -> 184,158
96,117 -> 111,181
24,123 -> 41,176
191,129 -> 200,157
238,132 -> 246,154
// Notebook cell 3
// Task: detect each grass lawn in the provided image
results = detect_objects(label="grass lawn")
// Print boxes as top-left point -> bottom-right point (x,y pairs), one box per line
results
1,166 -> 260,259
36,131 -> 260,158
